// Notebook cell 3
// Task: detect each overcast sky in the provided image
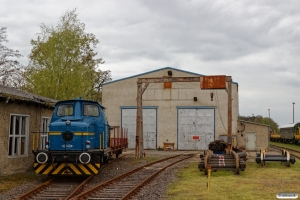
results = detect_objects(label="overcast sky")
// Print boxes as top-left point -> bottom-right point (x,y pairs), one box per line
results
1,0 -> 300,126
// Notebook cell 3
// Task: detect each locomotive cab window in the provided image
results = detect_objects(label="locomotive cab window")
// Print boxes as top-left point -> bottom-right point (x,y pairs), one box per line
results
57,104 -> 74,116
83,104 -> 99,116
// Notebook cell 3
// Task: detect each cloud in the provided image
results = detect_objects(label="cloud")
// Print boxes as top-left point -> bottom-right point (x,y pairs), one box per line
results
1,0 -> 300,125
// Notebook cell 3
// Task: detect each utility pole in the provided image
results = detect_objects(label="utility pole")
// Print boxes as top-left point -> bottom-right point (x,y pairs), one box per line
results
226,76 -> 232,151
268,109 -> 270,119
293,102 -> 295,123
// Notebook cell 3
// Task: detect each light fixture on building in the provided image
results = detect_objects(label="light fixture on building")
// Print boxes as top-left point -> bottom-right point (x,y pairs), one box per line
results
167,70 -> 172,76
210,92 -> 214,101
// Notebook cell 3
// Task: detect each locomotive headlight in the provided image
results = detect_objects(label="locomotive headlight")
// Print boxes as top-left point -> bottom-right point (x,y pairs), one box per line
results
36,152 -> 48,164
79,153 -> 91,164
86,141 -> 90,149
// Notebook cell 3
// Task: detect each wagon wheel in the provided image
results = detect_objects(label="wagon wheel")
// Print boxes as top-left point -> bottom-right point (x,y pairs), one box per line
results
204,153 -> 208,175
286,150 -> 290,167
260,149 -> 265,167
232,151 -> 240,175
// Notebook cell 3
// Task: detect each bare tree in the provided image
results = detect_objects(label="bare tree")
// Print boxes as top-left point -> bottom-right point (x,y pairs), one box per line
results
90,69 -> 112,102
0,27 -> 24,88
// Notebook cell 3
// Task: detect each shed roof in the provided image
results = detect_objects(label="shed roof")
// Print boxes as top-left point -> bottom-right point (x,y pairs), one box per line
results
103,66 -> 238,85
0,85 -> 57,106
238,120 -> 270,127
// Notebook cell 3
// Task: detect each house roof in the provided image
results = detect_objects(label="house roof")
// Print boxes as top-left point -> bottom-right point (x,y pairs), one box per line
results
0,85 -> 57,106
103,66 -> 238,85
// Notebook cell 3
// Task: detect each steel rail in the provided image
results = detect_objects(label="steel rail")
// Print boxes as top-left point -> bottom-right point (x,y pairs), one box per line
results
70,154 -> 193,200
122,154 -> 194,199
15,178 -> 54,200
65,175 -> 94,200
270,144 -> 300,159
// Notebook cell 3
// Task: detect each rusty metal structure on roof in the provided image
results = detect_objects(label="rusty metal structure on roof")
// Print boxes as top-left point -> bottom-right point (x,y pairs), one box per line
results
200,75 -> 227,89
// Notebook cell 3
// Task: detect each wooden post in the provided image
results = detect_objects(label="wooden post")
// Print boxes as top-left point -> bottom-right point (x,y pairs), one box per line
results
227,76 -> 232,152
136,82 -> 143,158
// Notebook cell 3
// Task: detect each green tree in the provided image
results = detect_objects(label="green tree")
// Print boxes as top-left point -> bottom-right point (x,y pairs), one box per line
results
238,114 -> 279,133
0,27 -> 24,88
24,9 -> 109,101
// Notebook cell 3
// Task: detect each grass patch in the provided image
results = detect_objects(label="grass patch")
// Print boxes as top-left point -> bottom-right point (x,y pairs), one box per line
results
0,171 -> 40,193
270,141 -> 300,152
166,160 -> 300,200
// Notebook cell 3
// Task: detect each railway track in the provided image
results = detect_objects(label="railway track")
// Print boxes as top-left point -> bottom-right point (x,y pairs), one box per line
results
70,154 -> 194,200
15,176 -> 92,200
15,154 -> 130,200
270,144 -> 300,159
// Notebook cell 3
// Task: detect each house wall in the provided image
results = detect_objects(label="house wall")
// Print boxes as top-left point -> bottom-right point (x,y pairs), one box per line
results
236,120 -> 269,151
0,101 -> 53,175
102,68 -> 239,150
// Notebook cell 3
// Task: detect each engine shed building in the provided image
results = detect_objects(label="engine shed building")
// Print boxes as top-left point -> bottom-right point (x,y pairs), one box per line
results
102,67 -> 241,151
0,85 -> 56,175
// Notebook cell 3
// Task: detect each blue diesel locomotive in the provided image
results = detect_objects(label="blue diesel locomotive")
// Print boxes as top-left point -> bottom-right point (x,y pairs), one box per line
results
32,98 -> 128,175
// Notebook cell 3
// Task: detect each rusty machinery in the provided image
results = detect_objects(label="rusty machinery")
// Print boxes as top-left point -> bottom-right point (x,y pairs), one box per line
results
255,149 -> 296,167
198,140 -> 247,175
198,150 -> 246,175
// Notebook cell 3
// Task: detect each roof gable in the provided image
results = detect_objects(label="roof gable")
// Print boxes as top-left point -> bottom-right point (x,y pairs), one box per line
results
103,66 -> 238,85
103,66 -> 205,85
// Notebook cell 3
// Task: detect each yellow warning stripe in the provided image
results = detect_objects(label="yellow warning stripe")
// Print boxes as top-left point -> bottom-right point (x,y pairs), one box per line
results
78,164 -> 91,174
69,164 -> 81,175
52,163 -> 65,174
74,132 -> 94,136
34,163 -> 100,175
48,132 -> 94,136
44,164 -> 57,175
89,164 -> 100,174
49,132 -> 61,135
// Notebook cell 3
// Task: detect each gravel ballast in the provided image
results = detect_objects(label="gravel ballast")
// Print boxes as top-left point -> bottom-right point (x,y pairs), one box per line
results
0,150 -> 199,200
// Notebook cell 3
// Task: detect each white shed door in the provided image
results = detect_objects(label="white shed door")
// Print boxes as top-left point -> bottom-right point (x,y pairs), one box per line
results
122,109 -> 157,149
178,109 -> 214,150
246,132 -> 256,151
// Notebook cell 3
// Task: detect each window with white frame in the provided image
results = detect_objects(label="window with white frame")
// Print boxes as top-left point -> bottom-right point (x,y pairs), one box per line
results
8,114 -> 29,157
40,117 -> 50,150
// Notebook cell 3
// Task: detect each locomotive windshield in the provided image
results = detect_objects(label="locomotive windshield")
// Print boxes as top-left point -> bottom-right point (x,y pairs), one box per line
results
83,104 -> 99,116
57,104 -> 74,116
